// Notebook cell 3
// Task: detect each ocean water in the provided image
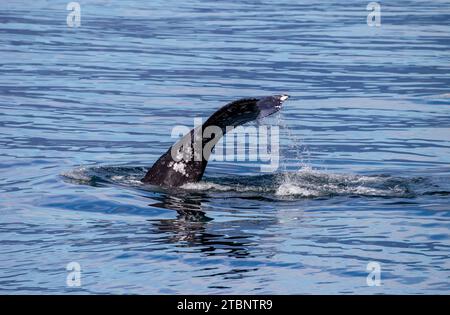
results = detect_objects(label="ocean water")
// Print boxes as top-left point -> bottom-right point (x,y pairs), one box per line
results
1,0 -> 449,294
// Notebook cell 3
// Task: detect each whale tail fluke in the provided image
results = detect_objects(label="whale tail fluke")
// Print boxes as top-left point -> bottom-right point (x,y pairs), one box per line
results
142,95 -> 289,187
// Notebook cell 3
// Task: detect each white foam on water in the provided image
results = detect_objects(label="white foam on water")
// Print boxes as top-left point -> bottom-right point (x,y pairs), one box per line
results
181,180 -> 269,193
111,175 -> 143,186
275,183 -> 319,197
181,182 -> 232,191
273,166 -> 408,197
62,165 -> 412,198
61,166 -> 91,182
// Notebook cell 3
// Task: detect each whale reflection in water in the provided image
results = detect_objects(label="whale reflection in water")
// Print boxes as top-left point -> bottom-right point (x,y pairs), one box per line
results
147,192 -> 279,260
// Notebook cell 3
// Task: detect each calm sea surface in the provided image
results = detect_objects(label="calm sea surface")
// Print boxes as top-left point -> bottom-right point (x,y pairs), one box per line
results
1,0 -> 449,294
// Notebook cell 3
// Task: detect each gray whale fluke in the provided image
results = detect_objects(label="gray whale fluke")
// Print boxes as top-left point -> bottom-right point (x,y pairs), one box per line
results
142,95 -> 289,187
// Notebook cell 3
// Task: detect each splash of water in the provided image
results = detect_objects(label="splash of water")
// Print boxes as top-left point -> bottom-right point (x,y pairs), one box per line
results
61,165 -> 439,199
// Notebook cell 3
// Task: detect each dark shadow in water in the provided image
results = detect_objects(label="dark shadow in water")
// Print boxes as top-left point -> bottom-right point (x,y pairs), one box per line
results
146,192 -> 277,261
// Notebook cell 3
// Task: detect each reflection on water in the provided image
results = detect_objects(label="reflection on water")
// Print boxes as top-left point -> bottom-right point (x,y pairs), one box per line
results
149,192 -> 277,261
151,192 -> 208,214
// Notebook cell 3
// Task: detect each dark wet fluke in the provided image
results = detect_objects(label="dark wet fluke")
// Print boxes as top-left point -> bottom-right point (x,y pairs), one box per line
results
142,95 -> 288,187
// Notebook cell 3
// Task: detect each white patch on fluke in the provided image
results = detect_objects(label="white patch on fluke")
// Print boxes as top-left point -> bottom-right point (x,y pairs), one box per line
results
169,161 -> 189,177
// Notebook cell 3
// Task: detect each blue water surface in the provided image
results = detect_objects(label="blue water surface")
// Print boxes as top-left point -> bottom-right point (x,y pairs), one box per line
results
0,0 -> 449,294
